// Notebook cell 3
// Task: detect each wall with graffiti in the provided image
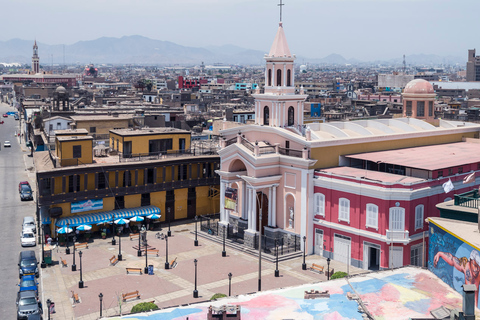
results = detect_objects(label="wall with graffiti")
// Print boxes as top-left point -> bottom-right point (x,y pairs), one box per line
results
428,221 -> 480,308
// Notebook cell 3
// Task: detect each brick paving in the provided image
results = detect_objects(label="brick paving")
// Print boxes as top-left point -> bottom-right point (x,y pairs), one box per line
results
40,222 -> 363,319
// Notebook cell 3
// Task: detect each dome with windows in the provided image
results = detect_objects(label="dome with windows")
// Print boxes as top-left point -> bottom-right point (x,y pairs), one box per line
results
403,79 -> 434,94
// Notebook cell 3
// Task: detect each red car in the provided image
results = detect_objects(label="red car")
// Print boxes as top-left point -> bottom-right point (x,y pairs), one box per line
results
19,181 -> 30,193
2,114 -> 8,118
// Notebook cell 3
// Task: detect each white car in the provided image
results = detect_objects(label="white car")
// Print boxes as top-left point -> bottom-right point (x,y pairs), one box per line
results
20,232 -> 36,247
4,140 -> 11,147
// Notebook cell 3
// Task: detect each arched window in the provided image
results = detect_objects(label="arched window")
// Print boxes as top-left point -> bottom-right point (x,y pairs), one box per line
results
287,69 -> 291,86
263,106 -> 269,125
268,69 -> 272,86
288,106 -> 294,126
277,69 -> 282,86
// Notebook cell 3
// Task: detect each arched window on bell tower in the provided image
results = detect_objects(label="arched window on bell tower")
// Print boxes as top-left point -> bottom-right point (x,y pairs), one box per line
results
287,69 -> 291,86
288,106 -> 294,126
264,106 -> 270,125
268,69 -> 272,87
277,69 -> 282,86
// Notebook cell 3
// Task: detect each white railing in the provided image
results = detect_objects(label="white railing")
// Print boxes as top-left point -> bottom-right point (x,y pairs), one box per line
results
386,229 -> 409,243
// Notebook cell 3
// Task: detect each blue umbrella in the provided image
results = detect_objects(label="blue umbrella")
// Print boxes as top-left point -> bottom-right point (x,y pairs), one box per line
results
129,216 -> 144,222
76,225 -> 92,231
57,227 -> 73,234
147,213 -> 161,220
114,218 -> 130,225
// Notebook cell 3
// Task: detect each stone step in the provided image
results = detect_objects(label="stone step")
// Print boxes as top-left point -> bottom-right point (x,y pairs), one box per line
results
195,231 -> 303,263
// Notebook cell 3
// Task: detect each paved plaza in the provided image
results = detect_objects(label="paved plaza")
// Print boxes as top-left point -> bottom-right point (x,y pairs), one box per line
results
40,223 -> 362,319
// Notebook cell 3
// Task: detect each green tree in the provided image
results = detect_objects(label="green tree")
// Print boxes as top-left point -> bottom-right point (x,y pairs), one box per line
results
131,302 -> 158,314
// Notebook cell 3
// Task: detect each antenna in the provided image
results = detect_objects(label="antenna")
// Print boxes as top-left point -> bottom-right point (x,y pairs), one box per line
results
403,54 -> 406,74
278,0 -> 285,22
63,44 -> 65,71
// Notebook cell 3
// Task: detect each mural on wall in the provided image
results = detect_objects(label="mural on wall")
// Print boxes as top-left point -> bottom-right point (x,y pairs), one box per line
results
428,222 -> 480,307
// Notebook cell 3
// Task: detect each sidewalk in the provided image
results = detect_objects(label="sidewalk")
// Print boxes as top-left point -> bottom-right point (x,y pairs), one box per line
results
40,222 -> 363,320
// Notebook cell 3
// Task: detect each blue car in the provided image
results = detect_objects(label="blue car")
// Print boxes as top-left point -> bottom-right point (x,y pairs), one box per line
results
18,275 -> 38,295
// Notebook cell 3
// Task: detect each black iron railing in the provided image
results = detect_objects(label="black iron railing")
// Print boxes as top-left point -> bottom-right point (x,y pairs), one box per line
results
278,147 -> 303,158
199,213 -> 220,236
454,189 -> 480,209
241,138 -> 254,152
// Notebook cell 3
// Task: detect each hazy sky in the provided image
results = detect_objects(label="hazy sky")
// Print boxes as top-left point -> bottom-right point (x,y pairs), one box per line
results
3,0 -> 479,61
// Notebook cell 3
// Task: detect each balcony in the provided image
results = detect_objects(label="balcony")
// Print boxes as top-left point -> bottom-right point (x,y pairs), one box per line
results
386,229 -> 409,244
454,189 -> 480,209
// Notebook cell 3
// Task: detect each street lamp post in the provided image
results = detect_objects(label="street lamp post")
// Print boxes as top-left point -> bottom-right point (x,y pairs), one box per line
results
137,227 -> 142,257
41,225 -> 46,268
118,231 -> 122,261
71,238 -> 77,271
66,223 -> 70,254
112,216 -> 116,245
99,293 -> 103,318
78,251 -> 84,288
327,258 -> 331,280
193,259 -> 198,298
167,208 -> 171,237
165,236 -> 169,269
144,238 -> 149,274
47,299 -> 51,320
302,236 -> 307,270
274,239 -> 279,277
194,215 -> 198,246
228,272 -> 232,296
222,224 -> 226,257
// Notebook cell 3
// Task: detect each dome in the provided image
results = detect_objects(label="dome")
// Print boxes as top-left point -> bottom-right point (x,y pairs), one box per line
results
55,86 -> 66,93
403,79 -> 434,94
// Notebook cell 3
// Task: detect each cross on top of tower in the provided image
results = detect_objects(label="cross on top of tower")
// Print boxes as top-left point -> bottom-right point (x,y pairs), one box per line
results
278,0 -> 285,23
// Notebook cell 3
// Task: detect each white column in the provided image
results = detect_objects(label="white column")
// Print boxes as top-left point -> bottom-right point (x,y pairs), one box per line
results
272,185 -> 277,227
272,64 -> 275,87
225,183 -> 230,223
268,187 -> 272,226
220,181 -> 226,222
283,64 -> 286,87
292,66 -> 295,87
242,182 -> 247,220
252,189 -> 257,231
248,188 -> 253,230
297,101 -> 301,128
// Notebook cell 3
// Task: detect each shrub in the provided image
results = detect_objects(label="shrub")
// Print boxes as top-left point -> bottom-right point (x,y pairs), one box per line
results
210,293 -> 227,300
131,302 -> 158,314
330,271 -> 348,280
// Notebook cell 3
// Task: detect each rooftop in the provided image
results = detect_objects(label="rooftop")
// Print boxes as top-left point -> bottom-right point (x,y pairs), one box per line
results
110,127 -> 190,136
317,166 -> 425,184
70,114 -> 134,121
345,141 -> 480,171
428,217 -> 480,251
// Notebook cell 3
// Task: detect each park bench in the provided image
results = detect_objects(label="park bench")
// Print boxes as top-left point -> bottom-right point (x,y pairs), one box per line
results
71,290 -> 80,303
74,242 -> 88,250
126,267 -> 142,275
310,263 -> 324,273
61,258 -> 68,267
109,255 -> 118,265
129,233 -> 139,240
146,249 -> 159,256
170,257 -> 177,268
122,290 -> 141,302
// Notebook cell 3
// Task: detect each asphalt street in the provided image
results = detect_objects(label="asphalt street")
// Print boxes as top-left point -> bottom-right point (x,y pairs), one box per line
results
0,102 -> 37,318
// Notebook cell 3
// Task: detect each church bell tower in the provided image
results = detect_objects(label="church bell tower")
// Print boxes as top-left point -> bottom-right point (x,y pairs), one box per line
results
32,40 -> 40,74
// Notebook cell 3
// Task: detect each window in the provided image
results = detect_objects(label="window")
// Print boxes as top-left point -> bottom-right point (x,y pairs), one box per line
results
276,69 -> 282,86
415,205 -> 424,230
410,244 -> 424,267
338,198 -> 350,223
437,170 -> 443,178
49,124 -> 53,131
448,168 -> 453,175
429,101 -> 433,116
98,172 -> 107,189
89,127 -> 96,133
314,193 -> 325,216
268,69 -> 272,86
72,145 -> 82,158
406,101 -> 412,116
366,204 -> 378,229
147,168 -> 154,184
287,69 -> 291,86
141,193 -> 151,206
177,164 -> 188,180
68,174 -> 80,193
288,106 -> 294,126
417,101 -> 425,117
115,196 -> 125,210
123,170 -> 132,187
389,207 -> 405,231
458,167 -> 463,174
263,106 -> 269,125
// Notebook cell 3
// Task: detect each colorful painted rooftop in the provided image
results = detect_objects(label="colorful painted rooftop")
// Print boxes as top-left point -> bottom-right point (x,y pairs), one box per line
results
110,267 -> 468,320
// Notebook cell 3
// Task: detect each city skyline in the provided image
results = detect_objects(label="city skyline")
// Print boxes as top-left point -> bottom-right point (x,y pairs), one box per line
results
2,0 -> 479,61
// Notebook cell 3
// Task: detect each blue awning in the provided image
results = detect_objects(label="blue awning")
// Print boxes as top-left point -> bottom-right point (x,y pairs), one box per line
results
42,216 -> 51,225
55,205 -> 161,227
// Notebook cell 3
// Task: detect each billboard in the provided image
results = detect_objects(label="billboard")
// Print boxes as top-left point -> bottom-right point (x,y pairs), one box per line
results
71,199 -> 103,214
224,187 -> 238,210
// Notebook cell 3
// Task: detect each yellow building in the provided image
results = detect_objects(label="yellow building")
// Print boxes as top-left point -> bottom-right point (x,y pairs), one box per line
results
35,128 -> 219,236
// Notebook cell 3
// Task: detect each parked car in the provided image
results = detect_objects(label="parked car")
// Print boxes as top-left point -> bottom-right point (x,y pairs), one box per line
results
20,185 -> 33,201
16,290 -> 41,319
20,232 -> 36,247
4,140 -> 11,147
18,251 -> 39,279
22,216 -> 36,233
19,181 -> 30,193
18,275 -> 38,295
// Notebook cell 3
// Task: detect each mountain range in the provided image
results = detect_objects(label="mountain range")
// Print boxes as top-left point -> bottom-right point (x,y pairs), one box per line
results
0,35 -> 465,67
